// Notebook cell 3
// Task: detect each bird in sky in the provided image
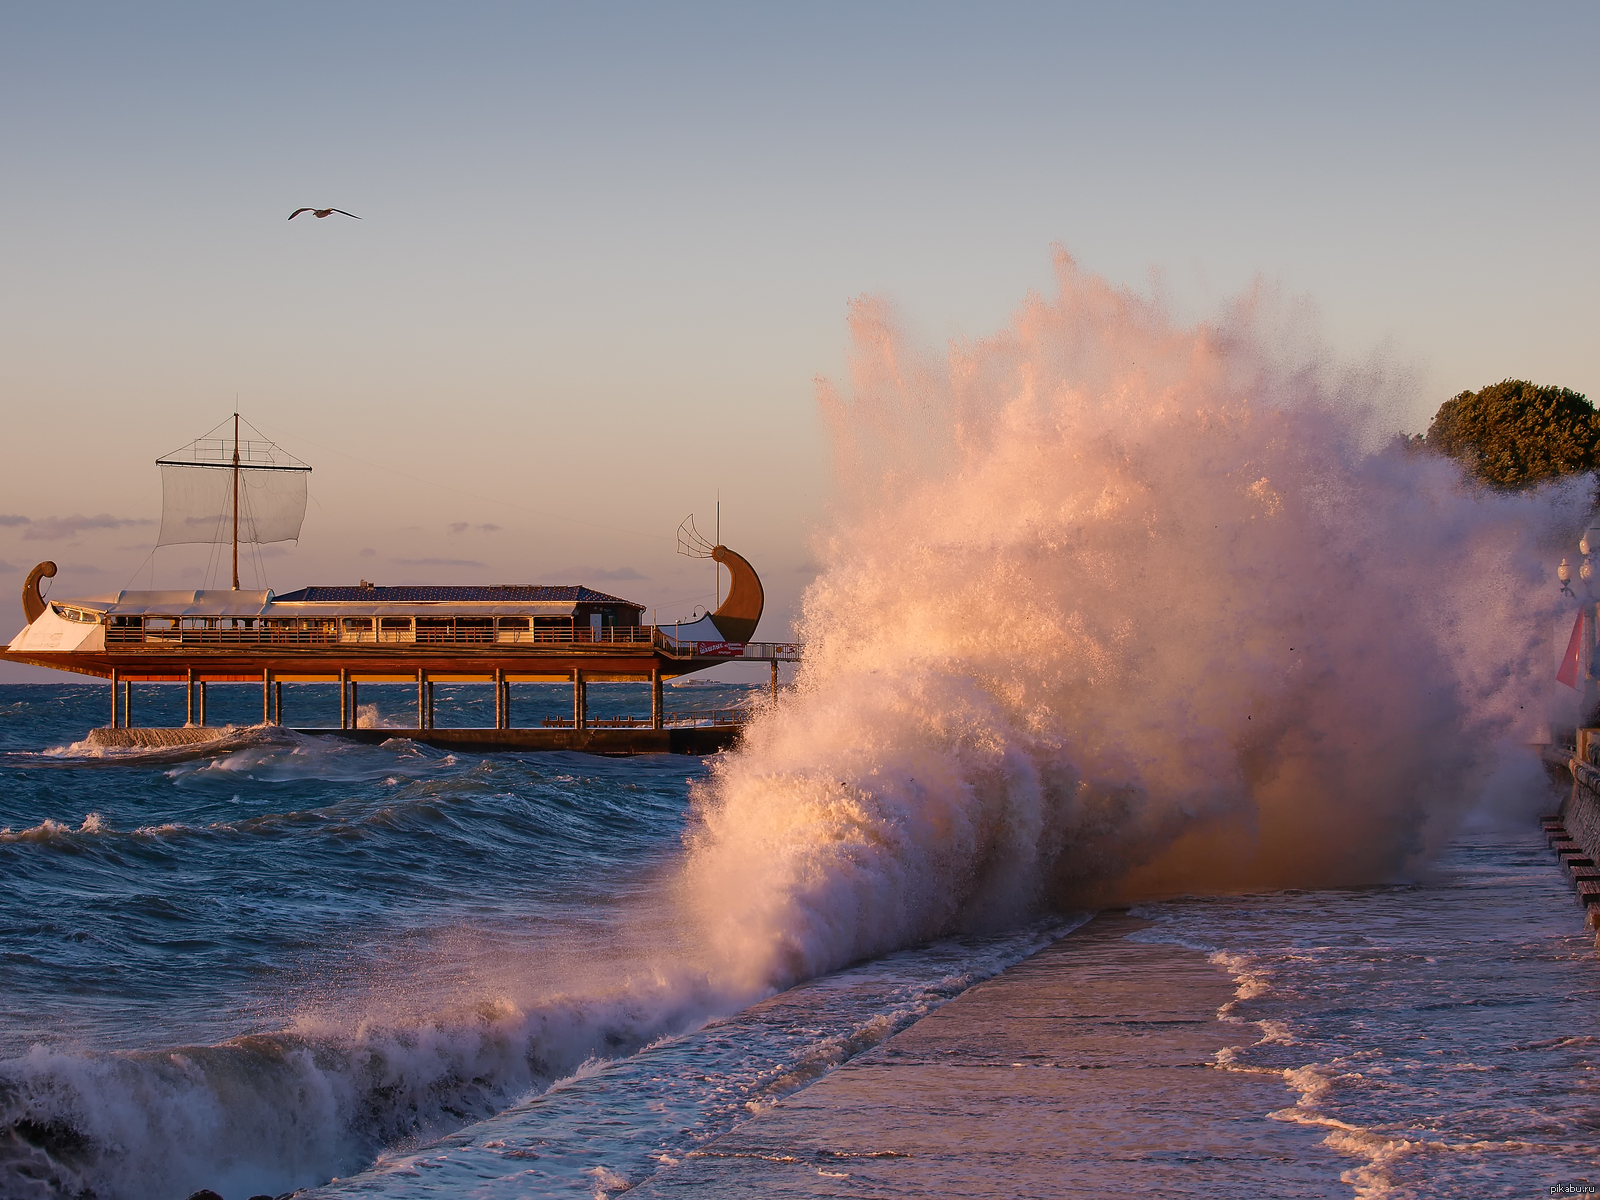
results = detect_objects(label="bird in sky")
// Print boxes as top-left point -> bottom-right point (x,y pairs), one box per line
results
288,208 -> 361,220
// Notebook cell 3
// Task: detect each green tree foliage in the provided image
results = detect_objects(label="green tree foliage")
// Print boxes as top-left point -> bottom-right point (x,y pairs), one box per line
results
1424,379 -> 1600,489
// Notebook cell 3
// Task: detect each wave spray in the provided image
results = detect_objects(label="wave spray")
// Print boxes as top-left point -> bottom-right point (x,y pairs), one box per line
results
685,252 -> 1579,991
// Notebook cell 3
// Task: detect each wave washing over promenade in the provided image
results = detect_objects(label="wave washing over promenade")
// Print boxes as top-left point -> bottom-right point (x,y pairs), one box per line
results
4,262 -> 1599,1198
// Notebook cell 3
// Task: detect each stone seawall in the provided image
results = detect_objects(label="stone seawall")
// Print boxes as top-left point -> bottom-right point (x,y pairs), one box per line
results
1564,758 -> 1600,866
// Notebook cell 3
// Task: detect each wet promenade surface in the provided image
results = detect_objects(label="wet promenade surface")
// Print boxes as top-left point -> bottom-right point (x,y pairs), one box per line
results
628,913 -> 1346,1199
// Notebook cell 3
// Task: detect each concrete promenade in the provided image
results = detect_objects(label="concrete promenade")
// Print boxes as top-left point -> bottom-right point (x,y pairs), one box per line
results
629,913 -> 1343,1198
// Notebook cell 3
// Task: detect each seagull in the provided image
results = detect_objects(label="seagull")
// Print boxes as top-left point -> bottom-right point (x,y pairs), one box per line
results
288,208 -> 361,220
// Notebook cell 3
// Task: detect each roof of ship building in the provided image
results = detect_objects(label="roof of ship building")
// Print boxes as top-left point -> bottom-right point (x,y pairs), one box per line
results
273,585 -> 646,607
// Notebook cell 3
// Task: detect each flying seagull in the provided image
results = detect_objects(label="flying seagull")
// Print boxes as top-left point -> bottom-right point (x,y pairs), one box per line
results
288,208 -> 361,220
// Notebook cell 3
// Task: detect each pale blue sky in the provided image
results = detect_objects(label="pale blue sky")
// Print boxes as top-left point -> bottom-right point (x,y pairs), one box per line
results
2,2 -> 1596,679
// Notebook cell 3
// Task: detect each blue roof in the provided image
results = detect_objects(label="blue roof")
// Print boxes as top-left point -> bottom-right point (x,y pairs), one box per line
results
273,585 -> 645,607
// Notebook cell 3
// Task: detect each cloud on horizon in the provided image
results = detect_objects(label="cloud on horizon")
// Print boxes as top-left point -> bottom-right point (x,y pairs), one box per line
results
446,522 -> 501,535
2,513 -> 156,541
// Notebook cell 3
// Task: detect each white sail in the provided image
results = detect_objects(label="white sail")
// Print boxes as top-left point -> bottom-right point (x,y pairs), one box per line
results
156,463 -> 308,547
155,426 -> 310,548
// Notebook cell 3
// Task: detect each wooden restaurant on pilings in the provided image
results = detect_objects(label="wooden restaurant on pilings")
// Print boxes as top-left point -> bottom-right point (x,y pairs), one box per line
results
1,417 -> 801,754
7,563 -> 800,754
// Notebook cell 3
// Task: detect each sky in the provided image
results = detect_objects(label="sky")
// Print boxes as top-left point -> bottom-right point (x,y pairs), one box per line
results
2,2 -> 1596,681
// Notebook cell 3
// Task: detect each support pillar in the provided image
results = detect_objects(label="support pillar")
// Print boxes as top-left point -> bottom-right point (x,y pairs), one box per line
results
651,668 -> 663,731
493,669 -> 506,730
274,681 -> 284,727
110,667 -> 120,729
186,667 -> 197,727
573,669 -> 586,731
426,680 -> 435,730
348,680 -> 359,728
339,668 -> 349,730
262,669 -> 272,725
771,659 -> 779,702
124,680 -> 133,728
197,681 -> 207,727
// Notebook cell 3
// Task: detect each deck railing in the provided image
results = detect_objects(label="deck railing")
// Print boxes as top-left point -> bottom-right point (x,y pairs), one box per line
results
101,621 -> 803,660
108,624 -> 664,648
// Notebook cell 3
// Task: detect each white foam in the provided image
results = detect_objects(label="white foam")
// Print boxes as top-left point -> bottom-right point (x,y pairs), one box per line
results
680,254 -> 1583,993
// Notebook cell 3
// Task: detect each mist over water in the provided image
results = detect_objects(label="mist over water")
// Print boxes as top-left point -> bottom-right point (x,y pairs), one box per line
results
687,253 -> 1583,990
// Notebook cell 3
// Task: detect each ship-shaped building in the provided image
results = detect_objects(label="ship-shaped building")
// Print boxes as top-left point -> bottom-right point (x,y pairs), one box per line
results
2,417 -> 797,752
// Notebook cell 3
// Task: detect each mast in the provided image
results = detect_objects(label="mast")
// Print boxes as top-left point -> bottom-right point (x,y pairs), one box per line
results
231,412 -> 240,590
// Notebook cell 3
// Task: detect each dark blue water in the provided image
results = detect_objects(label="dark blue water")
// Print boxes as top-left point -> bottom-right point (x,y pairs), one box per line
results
0,684 -> 1065,1200
0,682 -> 724,1053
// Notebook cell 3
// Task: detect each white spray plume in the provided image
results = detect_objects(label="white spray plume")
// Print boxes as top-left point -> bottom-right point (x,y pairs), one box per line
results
685,251 -> 1581,991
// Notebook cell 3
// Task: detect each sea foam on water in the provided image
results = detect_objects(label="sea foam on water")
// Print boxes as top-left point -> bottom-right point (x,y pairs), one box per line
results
684,251 -> 1584,991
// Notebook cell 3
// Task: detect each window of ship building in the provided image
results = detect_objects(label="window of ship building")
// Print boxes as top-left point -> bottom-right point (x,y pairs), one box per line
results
379,616 -> 414,642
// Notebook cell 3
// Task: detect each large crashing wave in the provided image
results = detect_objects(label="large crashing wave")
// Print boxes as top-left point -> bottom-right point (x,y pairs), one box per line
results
684,252 -> 1581,991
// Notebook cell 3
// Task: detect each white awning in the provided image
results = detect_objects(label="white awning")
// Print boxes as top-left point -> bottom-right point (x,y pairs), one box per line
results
50,591 -> 578,619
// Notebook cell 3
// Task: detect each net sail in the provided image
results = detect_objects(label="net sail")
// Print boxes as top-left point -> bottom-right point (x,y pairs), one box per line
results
156,429 -> 310,548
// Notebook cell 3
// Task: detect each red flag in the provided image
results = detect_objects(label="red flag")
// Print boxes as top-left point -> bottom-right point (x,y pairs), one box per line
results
1558,611 -> 1584,688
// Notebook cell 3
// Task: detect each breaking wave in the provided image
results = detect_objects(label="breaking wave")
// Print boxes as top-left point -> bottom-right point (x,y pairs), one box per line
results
0,981 -> 727,1199
684,251 -> 1582,991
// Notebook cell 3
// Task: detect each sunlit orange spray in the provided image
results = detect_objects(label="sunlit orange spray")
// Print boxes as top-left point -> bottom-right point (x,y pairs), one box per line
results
682,251 -> 1584,993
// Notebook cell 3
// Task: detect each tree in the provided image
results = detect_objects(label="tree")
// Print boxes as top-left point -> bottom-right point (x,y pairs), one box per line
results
1424,379 -> 1600,489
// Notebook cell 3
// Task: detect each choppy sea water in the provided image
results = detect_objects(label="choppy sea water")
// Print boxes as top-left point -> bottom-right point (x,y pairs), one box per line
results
0,683 -> 1073,1200
2,683 -> 1596,1200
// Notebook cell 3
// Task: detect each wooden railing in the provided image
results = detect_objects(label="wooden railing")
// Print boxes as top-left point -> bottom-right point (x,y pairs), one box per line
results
107,626 -> 338,647
108,623 -> 664,648
101,621 -> 803,659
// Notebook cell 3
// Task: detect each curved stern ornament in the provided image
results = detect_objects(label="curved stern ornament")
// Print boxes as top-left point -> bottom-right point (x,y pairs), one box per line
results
709,545 -> 764,642
677,515 -> 766,643
22,561 -> 57,624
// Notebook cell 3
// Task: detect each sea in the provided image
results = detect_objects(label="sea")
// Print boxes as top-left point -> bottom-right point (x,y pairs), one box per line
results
1,682 -> 1597,1200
